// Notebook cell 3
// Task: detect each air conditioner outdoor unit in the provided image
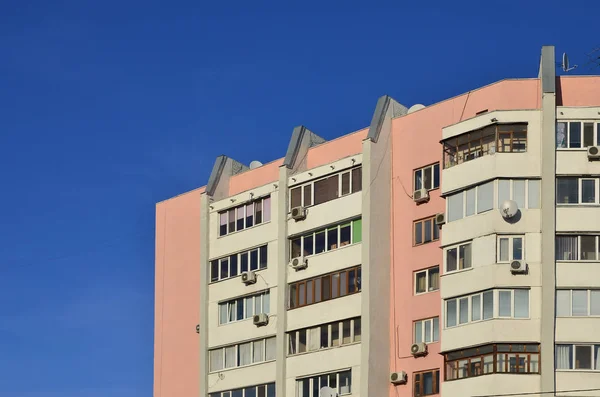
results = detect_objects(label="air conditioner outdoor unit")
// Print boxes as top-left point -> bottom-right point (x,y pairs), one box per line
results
413,188 -> 429,204
390,371 -> 407,385
291,206 -> 307,220
253,313 -> 269,327
510,260 -> 527,274
241,270 -> 257,285
435,213 -> 446,226
291,256 -> 308,271
588,146 -> 600,160
410,342 -> 428,357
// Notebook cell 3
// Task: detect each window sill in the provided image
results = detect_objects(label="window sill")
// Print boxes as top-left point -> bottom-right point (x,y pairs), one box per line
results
556,315 -> 600,318
413,239 -> 440,248
556,204 -> 600,207
556,369 -> 600,373
414,288 -> 440,296
556,148 -> 589,151
445,316 -> 530,330
287,341 -> 361,358
209,358 -> 276,374
442,267 -> 474,276
218,220 -> 272,239
556,260 -> 600,263
209,267 -> 268,285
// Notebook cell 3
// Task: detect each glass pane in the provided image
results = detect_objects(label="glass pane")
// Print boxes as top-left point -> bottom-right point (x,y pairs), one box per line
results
446,248 -> 457,272
263,291 -> 270,314
424,220 -> 432,242
556,235 -> 578,260
447,300 -> 457,327
514,289 -> 529,318
354,318 -> 361,342
253,339 -> 264,363
262,197 -> 271,222
498,180 -> 510,208
477,182 -> 494,213
331,273 -> 340,298
556,122 -> 567,148
433,317 -> 439,342
460,244 -> 472,269
236,298 -> 244,320
556,290 -> 571,317
499,238 -> 509,262
237,342 -> 251,366
352,219 -> 362,243
306,280 -> 313,305
250,249 -> 258,271
415,222 -> 423,245
570,122 -> 582,148
424,319 -> 432,343
575,345 -> 592,369
433,163 -> 440,188
415,272 -> 426,293
472,294 -> 481,321
513,237 -> 523,260
582,179 -> 596,204
315,231 -> 326,254
483,291 -> 494,319
265,337 -> 276,360
513,180 -> 526,209
448,193 -> 464,222
342,320 -> 352,344
465,188 -> 476,216
245,203 -> 254,227
327,227 -> 338,251
341,172 -> 350,195
499,291 -> 512,317
572,290 -> 589,316
352,167 -> 362,192
528,180 -> 540,209
259,245 -> 268,269
291,187 -> 302,209
580,236 -> 596,260
331,322 -> 339,346
340,224 -> 351,247
211,260 -> 219,282
556,345 -> 572,369
291,238 -> 302,259
240,252 -> 248,272
591,291 -> 600,316
220,259 -> 229,279
298,329 -> 306,353
304,184 -> 312,206
459,298 -> 469,324
414,321 -> 423,343
414,169 -> 422,191
428,267 -> 439,291
424,167 -> 432,190
230,255 -> 238,277
340,272 -> 348,296
557,178 -> 579,204
303,234 -> 314,256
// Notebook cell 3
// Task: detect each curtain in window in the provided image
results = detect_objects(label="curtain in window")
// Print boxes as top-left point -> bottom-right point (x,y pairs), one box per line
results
483,291 -> 494,319
591,291 -> 600,315
416,273 -> 426,293
514,289 -> 529,318
429,268 -> 439,291
513,180 -> 526,209
265,337 -> 276,360
414,321 -> 423,343
556,290 -> 571,316
556,122 -> 567,148
466,188 -> 476,216
224,346 -> 236,368
572,290 -> 588,316
219,303 -> 228,324
263,291 -> 270,313
262,197 -> 271,222
528,180 -> 540,208
227,302 -> 236,322
595,346 -> 600,370
477,182 -> 494,213
497,180 -> 510,208
499,291 -> 511,316
238,342 -> 252,366
210,349 -> 224,372
556,236 -> 577,260
447,193 -> 464,222
252,339 -> 264,363
499,238 -> 509,261
308,327 -> 320,351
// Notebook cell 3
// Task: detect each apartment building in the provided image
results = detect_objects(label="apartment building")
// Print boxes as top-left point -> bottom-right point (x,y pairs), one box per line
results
154,46 -> 600,397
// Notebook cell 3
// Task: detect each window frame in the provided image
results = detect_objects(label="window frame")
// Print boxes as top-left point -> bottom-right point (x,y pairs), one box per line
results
444,343 -> 541,381
287,317 -> 361,356
210,244 -> 268,283
444,242 -> 472,273
218,195 -> 271,237
288,266 -> 361,310
413,317 -> 440,344
556,121 -> 600,149
413,369 -> 440,396
289,219 -> 361,260
555,343 -> 600,371
556,177 -> 600,205
209,336 -> 276,373
446,181 -> 494,222
295,369 -> 352,397
413,215 -> 440,246
218,290 -> 270,325
556,289 -> 600,317
556,235 -> 600,261
445,289 -> 530,328
208,383 -> 276,397
413,163 -> 441,192
289,166 -> 362,210
414,266 -> 440,295
497,235 -> 525,263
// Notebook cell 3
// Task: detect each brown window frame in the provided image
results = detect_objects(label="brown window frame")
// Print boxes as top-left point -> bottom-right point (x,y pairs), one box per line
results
288,266 -> 361,310
413,216 -> 439,246
442,123 -> 528,169
444,343 -> 541,381
413,369 -> 440,396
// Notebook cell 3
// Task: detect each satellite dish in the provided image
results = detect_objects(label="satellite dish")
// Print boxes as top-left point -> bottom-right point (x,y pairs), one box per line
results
562,52 -> 578,72
500,199 -> 519,219
408,104 -> 426,114
249,160 -> 263,169
319,386 -> 337,397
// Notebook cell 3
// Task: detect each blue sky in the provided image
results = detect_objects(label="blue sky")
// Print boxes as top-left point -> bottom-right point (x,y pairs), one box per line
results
0,1 -> 598,396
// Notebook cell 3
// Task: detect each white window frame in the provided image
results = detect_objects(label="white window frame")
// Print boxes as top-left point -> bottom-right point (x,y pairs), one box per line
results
289,166 -> 362,210
556,344 -> 600,371
414,266 -> 440,295
210,244 -> 268,283
556,121 -> 600,149
445,289 -> 530,328
444,242 -> 472,273
218,290 -> 270,325
209,383 -> 276,397
496,179 -> 540,209
413,317 -> 440,344
208,336 -> 276,373
556,235 -> 600,261
219,196 -> 270,236
556,177 -> 600,205
295,369 -> 352,396
497,235 -> 525,263
446,181 -> 494,222
556,289 -> 600,317
287,317 -> 361,356
413,163 -> 440,191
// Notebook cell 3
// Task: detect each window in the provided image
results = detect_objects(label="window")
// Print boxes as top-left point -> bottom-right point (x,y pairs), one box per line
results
413,216 -> 439,246
414,317 -> 440,344
445,242 -> 472,273
219,290 -> 270,325
556,121 -> 600,149
219,196 -> 271,236
497,235 -> 524,262
289,267 -> 361,309
414,163 -> 440,191
290,166 -> 362,209
445,343 -> 540,380
210,245 -> 268,283
442,123 -> 528,168
209,337 -> 276,372
414,369 -> 440,396
447,181 -> 494,222
497,179 -> 540,209
445,289 -> 529,328
296,369 -> 352,397
414,266 -> 440,294
290,219 -> 362,259
556,289 -> 600,317
557,177 -> 600,205
209,383 -> 275,397
287,317 -> 361,355
556,235 -> 600,261
556,344 -> 600,370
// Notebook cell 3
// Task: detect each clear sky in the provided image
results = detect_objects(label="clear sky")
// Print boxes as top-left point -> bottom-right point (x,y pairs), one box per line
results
0,1 -> 598,396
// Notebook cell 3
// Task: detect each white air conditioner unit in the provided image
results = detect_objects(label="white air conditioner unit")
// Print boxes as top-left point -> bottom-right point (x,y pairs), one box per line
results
413,188 -> 429,204
588,146 -> 600,160
253,313 -> 269,327
291,206 -> 307,221
510,260 -> 527,274
410,342 -> 428,357
241,270 -> 257,285
435,213 -> 446,226
390,371 -> 407,385
291,256 -> 308,271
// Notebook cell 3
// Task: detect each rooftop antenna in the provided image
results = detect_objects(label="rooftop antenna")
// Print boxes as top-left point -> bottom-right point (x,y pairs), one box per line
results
562,52 -> 578,72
